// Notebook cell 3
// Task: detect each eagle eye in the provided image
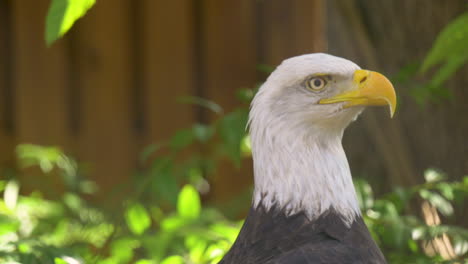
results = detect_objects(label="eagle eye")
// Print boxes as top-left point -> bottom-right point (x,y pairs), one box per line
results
306,76 -> 327,91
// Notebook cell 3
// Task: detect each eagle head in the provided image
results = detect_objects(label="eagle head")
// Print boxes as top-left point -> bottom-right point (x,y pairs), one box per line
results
249,53 -> 396,223
250,53 -> 396,139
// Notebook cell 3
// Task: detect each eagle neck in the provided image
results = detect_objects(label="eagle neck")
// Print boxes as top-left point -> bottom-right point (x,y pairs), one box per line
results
250,124 -> 360,225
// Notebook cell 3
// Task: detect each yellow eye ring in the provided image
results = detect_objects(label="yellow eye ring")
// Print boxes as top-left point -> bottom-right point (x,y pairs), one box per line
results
306,77 -> 327,91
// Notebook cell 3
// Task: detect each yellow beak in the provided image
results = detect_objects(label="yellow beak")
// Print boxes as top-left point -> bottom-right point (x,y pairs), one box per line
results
319,70 -> 397,117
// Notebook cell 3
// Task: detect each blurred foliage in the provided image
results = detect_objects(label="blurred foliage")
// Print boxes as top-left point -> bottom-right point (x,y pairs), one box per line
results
421,11 -> 468,87
1,143 -> 467,264
355,169 -> 468,264
45,0 -> 96,45
406,10 -> 468,104
0,144 -> 242,263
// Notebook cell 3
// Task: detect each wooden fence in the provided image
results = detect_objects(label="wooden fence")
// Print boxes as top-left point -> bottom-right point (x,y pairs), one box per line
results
0,0 -> 325,201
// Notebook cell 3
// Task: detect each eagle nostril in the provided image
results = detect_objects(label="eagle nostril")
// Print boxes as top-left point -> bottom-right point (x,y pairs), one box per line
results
360,76 -> 367,84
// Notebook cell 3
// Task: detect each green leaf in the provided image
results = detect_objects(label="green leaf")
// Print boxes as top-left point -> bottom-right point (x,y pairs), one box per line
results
236,88 -> 256,103
135,260 -> 154,264
257,64 -> 275,74
407,239 -> 419,253
54,258 -> 68,264
210,223 -> 241,242
429,52 -> 468,87
140,143 -> 165,163
192,124 -> 214,143
421,12 -> 468,87
240,135 -> 252,156
110,238 -> 140,263
4,180 -> 19,210
178,96 -> 223,114
45,0 -> 96,45
177,185 -> 201,219
148,157 -> 179,205
437,182 -> 455,200
16,144 -> 62,172
185,235 -> 208,263
160,215 -> 185,232
170,129 -> 194,151
125,203 -> 151,235
419,189 -> 454,216
160,256 -> 185,264
0,215 -> 20,236
218,108 -> 249,166
354,178 -> 374,210
424,168 -> 445,182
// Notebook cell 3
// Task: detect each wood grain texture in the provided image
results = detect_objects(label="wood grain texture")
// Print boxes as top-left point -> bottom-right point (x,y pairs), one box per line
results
10,0 -> 70,194
0,0 -> 14,169
11,0 -> 69,146
140,0 -> 196,144
257,0 -> 326,67
73,0 -> 135,201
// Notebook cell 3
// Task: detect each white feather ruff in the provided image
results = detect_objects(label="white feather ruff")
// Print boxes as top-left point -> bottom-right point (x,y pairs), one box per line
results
249,54 -> 363,226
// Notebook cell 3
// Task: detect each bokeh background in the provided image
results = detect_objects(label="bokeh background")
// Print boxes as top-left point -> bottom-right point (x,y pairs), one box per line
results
0,1 -> 467,263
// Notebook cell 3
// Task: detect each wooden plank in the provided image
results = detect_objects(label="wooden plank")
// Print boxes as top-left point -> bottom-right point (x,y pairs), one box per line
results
0,0 -> 14,169
140,1 -> 196,144
11,1 -> 69,146
73,0 -> 135,202
11,0 -> 70,195
201,0 -> 257,115
257,0 -> 295,66
258,0 -> 325,66
291,0 -> 326,54
201,0 -> 257,205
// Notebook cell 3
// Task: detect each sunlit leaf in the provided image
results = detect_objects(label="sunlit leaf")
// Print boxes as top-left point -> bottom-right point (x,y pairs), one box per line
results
135,260 -> 154,264
210,223 -> 241,242
0,215 -> 20,235
411,226 -> 425,240
45,0 -> 96,45
160,215 -> 185,232
16,144 -> 61,172
205,243 -> 226,260
177,185 -> 201,219
125,203 -> 151,235
110,238 -> 140,263
185,235 -> 207,263
4,180 -> 19,210
240,135 -> 252,156
63,192 -> 83,212
419,189 -> 454,216
407,239 -> 419,253
424,168 -> 445,182
160,255 -> 185,264
437,182 -> 455,200
54,258 -> 68,264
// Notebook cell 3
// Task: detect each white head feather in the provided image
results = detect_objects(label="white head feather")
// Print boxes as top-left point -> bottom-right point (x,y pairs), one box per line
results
249,53 -> 364,225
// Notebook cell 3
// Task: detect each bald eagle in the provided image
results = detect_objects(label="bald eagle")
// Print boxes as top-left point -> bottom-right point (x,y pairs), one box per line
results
220,54 -> 396,264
